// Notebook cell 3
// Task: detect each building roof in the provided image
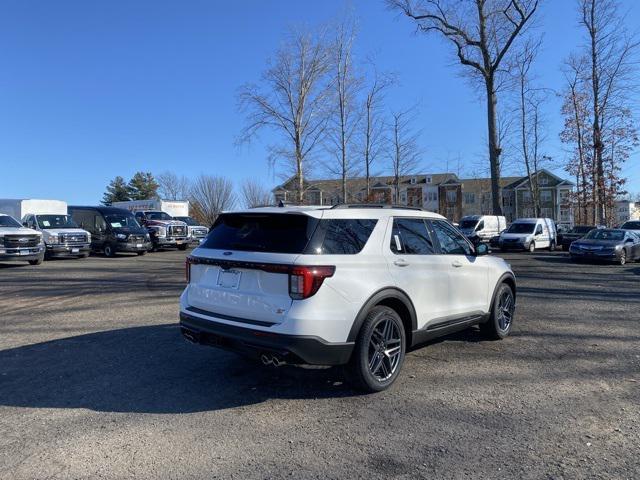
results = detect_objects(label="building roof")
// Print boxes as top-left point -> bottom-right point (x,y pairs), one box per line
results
273,173 -> 459,193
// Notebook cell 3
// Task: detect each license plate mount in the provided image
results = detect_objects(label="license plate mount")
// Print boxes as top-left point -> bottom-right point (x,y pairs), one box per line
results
216,269 -> 241,289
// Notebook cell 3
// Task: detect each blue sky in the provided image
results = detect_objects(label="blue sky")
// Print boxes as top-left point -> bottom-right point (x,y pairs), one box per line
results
1,0 -> 638,204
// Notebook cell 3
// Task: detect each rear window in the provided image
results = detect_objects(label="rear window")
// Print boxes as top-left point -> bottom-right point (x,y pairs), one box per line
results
308,219 -> 378,254
201,213 -> 318,253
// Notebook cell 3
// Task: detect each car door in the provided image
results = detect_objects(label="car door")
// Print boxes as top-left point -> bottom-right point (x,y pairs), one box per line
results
383,217 -> 450,330
93,213 -> 108,249
533,222 -> 549,248
429,220 -> 489,318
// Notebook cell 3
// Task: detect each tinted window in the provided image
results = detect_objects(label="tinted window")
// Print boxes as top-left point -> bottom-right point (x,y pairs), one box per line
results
431,220 -> 473,255
201,213 -> 318,253
390,218 -> 434,255
69,210 -> 95,232
311,219 -> 378,254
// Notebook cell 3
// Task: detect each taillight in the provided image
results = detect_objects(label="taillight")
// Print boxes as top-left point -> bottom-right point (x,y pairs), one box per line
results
185,257 -> 193,283
288,266 -> 335,300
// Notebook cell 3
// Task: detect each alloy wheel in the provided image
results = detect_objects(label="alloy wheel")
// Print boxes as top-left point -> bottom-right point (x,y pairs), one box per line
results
367,317 -> 402,382
620,251 -> 626,266
497,289 -> 515,331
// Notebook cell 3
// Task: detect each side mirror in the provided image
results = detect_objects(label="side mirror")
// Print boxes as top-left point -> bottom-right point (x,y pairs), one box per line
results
475,243 -> 489,256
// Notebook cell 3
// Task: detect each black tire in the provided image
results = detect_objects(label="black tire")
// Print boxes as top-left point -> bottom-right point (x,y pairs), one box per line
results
346,306 -> 406,393
177,244 -> 188,251
618,250 -> 627,266
548,241 -> 556,251
137,251 -> 147,256
528,241 -> 535,253
480,283 -> 515,340
28,257 -> 43,266
79,253 -> 90,258
103,243 -> 116,258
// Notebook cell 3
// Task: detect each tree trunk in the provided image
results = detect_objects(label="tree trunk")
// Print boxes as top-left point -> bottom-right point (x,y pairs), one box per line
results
486,77 -> 503,215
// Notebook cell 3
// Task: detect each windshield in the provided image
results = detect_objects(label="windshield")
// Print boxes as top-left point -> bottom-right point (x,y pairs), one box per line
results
621,221 -> 640,230
36,214 -> 78,229
104,214 -> 141,229
459,219 -> 478,229
507,223 -> 535,234
584,229 -> 624,241
0,215 -> 22,228
174,216 -> 198,226
145,211 -> 173,221
571,226 -> 594,234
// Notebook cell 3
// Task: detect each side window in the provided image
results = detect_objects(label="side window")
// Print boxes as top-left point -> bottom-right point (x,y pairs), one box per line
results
135,212 -> 145,223
535,224 -> 543,235
390,218 -> 434,255
313,219 -> 378,254
430,220 -> 473,255
476,220 -> 484,231
94,215 -> 107,231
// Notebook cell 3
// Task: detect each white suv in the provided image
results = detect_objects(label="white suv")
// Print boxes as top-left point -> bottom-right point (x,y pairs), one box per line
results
180,205 -> 516,392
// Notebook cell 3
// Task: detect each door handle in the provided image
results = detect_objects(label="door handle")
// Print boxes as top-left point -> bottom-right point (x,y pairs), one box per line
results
394,259 -> 410,267
451,260 -> 463,268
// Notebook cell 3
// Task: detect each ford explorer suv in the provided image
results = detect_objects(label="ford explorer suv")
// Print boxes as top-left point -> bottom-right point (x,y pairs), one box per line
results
0,214 -> 45,265
179,205 -> 516,392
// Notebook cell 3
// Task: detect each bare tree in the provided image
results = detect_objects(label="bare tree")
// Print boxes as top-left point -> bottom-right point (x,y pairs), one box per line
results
324,19 -> 362,203
389,0 -> 539,215
388,107 -> 422,203
156,171 -> 191,201
361,68 -> 394,200
238,27 -> 331,203
578,0 -> 638,225
241,179 -> 273,208
513,39 -> 549,217
189,175 -> 237,226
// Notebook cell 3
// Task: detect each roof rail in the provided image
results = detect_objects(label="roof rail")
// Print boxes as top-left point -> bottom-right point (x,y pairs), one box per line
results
330,203 -> 425,211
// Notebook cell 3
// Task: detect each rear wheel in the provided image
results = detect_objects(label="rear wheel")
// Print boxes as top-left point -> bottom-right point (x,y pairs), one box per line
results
137,251 -> 147,256
548,241 -> 556,251
480,283 -> 515,340
347,306 -> 406,393
79,253 -> 89,258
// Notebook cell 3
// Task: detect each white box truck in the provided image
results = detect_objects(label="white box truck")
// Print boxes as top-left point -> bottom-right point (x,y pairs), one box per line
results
112,199 -> 208,247
458,215 -> 507,244
0,199 -> 91,259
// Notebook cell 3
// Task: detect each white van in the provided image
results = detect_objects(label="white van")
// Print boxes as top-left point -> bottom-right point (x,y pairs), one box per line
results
458,215 -> 507,243
499,218 -> 557,252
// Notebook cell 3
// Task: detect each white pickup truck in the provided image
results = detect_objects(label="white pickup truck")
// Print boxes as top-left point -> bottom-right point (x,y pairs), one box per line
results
0,214 -> 45,265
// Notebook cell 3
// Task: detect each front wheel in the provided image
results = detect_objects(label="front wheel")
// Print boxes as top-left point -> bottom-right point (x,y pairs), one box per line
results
177,244 -> 188,251
619,250 -> 627,266
137,251 -> 147,256
347,306 -> 406,393
28,257 -> 43,266
528,242 -> 535,253
103,243 -> 116,258
480,283 -> 515,340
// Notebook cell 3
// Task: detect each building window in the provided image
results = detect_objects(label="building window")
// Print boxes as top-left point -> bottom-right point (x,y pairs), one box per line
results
559,190 -> 569,204
446,190 -> 457,203
540,190 -> 552,203
560,208 -> 571,222
522,190 -> 532,203
426,176 -> 432,184
425,191 -> 437,203
538,176 -> 549,186
541,207 -> 554,218
464,192 -> 475,204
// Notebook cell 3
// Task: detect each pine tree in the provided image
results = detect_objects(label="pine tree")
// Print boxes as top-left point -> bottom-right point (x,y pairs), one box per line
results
127,172 -> 159,200
102,176 -> 131,205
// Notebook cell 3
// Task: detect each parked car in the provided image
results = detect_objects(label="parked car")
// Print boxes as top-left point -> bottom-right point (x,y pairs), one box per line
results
0,199 -> 91,259
172,216 -> 209,246
458,215 -> 507,244
498,218 -> 557,252
620,220 -> 640,233
133,211 -> 189,251
569,229 -> 640,265
179,205 -> 516,392
558,225 -> 597,251
68,206 -> 151,257
0,213 -> 45,265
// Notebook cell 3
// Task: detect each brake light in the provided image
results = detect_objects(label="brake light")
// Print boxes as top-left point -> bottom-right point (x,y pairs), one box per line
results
185,257 -> 194,283
288,266 -> 335,300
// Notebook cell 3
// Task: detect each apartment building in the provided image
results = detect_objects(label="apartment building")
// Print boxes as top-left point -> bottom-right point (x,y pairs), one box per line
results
272,169 -> 574,226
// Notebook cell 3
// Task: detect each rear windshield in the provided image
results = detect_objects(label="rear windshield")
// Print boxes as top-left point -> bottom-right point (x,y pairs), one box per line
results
571,226 -> 594,234
201,213 -> 318,253
201,214 -> 378,255
585,229 -> 624,241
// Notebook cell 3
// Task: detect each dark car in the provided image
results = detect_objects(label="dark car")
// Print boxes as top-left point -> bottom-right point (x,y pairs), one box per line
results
569,229 -> 640,265
620,220 -> 640,233
68,206 -> 152,257
558,225 -> 596,251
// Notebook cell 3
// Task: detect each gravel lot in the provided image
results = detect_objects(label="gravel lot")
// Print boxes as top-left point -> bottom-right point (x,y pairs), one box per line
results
0,249 -> 638,479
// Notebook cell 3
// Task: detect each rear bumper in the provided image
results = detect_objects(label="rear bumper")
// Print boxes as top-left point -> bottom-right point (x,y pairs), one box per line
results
179,311 -> 354,366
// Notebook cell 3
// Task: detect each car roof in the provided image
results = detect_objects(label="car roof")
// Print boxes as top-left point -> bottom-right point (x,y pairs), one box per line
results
68,205 -> 133,214
227,205 -> 446,220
